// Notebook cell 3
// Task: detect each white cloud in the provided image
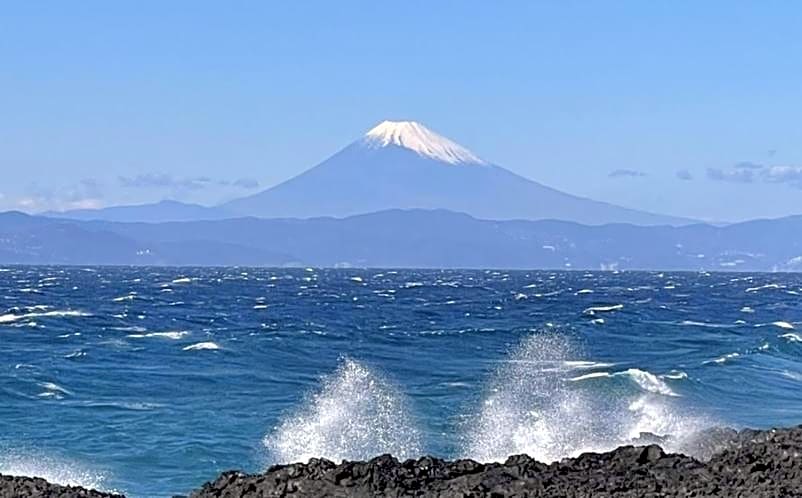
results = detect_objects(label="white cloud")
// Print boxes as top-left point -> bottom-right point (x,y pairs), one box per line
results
608,169 -> 646,178
708,162 -> 802,188
14,179 -> 105,212
119,174 -> 260,190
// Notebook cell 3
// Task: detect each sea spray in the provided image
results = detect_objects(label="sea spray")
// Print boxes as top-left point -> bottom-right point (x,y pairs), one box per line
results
264,359 -> 422,464
0,449 -> 111,492
462,332 -> 711,462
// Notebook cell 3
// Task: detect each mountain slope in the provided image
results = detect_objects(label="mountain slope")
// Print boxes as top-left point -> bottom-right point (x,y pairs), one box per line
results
223,121 -> 691,226
46,200 -> 233,223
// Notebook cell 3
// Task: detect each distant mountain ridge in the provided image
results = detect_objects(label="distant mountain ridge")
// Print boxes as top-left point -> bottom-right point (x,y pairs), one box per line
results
1,209 -> 799,271
45,200 -> 233,223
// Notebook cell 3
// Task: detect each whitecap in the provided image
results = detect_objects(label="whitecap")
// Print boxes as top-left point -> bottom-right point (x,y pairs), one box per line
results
562,360 -> 616,369
705,352 -> 740,364
780,333 -> 802,343
622,369 -> 678,396
781,370 -> 802,382
112,294 -> 136,302
0,310 -> 90,324
569,368 -> 678,396
568,371 -> 611,382
679,320 -> 735,329
583,304 -> 623,315
171,277 -> 192,284
575,289 -> 594,295
533,290 -> 562,298
0,313 -> 22,323
37,382 -> 72,399
128,331 -> 188,340
110,325 -> 146,333
772,321 -> 795,330
182,341 -> 220,351
746,283 -> 784,293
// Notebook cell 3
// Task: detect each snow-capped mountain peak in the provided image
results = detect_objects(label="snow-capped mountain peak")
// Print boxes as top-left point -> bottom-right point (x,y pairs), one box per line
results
361,120 -> 487,165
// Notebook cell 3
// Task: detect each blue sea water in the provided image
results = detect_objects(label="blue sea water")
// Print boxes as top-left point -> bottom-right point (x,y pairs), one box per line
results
1,267 -> 801,497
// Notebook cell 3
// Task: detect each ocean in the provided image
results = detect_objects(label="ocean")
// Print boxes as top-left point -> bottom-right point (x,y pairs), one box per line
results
1,266 -> 801,497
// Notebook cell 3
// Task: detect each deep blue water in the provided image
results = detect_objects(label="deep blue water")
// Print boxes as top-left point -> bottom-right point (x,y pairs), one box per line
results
1,267 -> 801,497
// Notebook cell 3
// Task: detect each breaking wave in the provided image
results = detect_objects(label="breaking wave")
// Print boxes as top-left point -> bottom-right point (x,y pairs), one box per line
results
264,359 -> 422,464
264,334 -> 712,467
461,333 -> 711,463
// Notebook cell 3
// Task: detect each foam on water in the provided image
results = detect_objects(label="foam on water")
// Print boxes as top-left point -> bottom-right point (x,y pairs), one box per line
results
264,359 -> 422,464
462,333 -> 708,463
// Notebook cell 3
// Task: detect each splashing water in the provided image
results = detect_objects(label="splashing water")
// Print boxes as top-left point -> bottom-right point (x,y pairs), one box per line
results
462,333 -> 711,463
0,450 -> 111,492
264,359 -> 422,464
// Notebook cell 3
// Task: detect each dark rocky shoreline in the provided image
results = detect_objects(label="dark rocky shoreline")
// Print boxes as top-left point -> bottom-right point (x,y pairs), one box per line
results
4,425 -> 802,497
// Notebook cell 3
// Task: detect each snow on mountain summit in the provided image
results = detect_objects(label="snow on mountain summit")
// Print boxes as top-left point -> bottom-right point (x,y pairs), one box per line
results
361,120 -> 487,165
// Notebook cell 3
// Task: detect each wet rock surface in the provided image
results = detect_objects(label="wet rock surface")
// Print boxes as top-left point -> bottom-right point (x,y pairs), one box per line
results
0,474 -> 123,498
4,426 -> 802,497
189,426 -> 802,497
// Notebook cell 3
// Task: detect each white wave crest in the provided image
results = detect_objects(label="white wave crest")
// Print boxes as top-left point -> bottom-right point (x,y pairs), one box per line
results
705,352 -> 740,364
0,310 -> 91,324
264,359 -> 422,464
623,369 -> 678,396
127,331 -> 188,340
582,304 -> 623,315
182,341 -> 220,351
569,368 -> 677,396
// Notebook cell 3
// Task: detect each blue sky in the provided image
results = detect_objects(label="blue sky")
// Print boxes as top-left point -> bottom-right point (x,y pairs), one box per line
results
1,1 -> 801,221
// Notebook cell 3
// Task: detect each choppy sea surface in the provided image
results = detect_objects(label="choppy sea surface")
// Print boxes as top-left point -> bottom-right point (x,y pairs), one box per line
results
1,267 -> 801,497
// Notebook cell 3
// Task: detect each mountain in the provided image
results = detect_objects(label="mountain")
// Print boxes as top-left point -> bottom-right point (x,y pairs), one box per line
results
222,121 -> 692,226
1,209 -> 800,271
0,211 -> 150,265
45,200 -> 233,223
